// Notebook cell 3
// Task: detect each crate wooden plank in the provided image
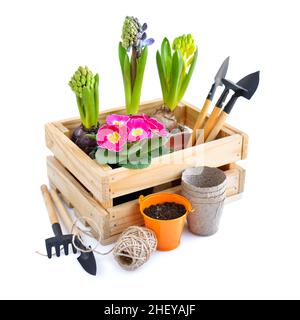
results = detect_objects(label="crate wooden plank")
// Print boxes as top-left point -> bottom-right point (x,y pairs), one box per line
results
46,99 -> 247,209
107,134 -> 243,198
107,166 -> 244,236
47,155 -> 245,244
45,123 -> 111,204
46,156 -> 111,241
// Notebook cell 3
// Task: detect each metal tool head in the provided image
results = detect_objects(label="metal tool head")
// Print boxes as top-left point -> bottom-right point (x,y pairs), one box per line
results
236,71 -> 260,100
214,56 -> 230,87
45,234 -> 77,259
222,78 -> 248,94
75,237 -> 97,276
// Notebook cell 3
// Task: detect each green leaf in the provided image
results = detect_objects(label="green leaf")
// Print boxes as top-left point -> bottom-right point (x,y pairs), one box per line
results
161,37 -> 172,85
95,148 -> 126,165
76,96 -> 86,127
118,42 -> 126,73
156,51 -> 168,103
119,42 -> 132,113
120,152 -> 152,169
82,86 -> 95,128
128,139 -> 149,156
131,46 -> 148,114
123,54 -> 132,112
120,162 -> 151,169
168,50 -> 184,111
178,48 -> 198,102
93,73 -> 100,124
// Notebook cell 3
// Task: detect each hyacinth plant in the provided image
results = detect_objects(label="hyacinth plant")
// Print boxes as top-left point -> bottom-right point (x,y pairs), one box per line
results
69,66 -> 99,156
119,16 -> 154,115
153,34 -> 198,131
95,114 -> 168,169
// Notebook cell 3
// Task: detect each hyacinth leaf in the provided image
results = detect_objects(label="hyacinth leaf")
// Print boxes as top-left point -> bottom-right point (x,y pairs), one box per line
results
123,54 -> 132,112
161,38 -> 172,83
178,48 -> 198,102
156,51 -> 168,103
118,42 -> 126,72
94,73 -> 100,124
168,50 -> 184,111
119,43 -> 132,112
82,86 -> 95,129
76,96 -> 86,127
131,46 -> 148,114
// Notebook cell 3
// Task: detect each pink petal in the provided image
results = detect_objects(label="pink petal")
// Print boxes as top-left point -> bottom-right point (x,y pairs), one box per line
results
106,114 -> 130,126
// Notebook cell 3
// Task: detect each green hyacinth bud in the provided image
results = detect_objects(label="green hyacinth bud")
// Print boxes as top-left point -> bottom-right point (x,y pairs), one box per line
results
172,34 -> 196,63
69,66 -> 95,98
121,16 -> 140,50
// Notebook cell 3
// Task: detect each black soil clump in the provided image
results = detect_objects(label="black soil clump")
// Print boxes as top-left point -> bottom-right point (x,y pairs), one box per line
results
144,202 -> 186,220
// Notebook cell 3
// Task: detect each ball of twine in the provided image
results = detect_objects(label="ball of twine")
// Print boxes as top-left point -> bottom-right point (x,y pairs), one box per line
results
113,226 -> 157,271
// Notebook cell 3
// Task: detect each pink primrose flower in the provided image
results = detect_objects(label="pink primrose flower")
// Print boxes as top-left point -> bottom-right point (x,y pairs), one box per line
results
106,114 -> 130,127
127,118 -> 151,142
97,124 -> 127,152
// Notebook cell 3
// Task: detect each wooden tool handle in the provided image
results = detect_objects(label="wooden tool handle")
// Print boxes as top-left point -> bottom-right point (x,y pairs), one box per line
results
41,185 -> 59,225
203,106 -> 222,140
50,189 -> 80,236
205,111 -> 228,142
190,99 -> 211,146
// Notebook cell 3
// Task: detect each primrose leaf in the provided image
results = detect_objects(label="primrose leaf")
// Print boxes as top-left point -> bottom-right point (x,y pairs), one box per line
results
95,148 -> 123,165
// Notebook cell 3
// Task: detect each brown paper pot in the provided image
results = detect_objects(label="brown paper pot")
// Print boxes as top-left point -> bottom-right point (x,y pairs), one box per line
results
181,166 -> 227,236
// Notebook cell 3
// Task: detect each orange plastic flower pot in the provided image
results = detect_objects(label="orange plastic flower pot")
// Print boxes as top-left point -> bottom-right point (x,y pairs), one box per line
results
139,193 -> 193,251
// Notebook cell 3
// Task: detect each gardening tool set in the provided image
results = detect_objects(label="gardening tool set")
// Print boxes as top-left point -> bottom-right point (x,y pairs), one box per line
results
41,185 -> 97,276
39,15 -> 260,275
192,59 -> 260,144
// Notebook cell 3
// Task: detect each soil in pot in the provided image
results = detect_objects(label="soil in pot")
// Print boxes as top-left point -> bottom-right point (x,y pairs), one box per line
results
144,202 -> 186,220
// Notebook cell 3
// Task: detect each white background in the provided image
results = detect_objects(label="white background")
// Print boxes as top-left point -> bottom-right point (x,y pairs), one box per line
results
0,0 -> 299,300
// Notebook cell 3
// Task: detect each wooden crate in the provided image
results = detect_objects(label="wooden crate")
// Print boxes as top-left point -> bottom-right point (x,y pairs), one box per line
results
45,99 -> 248,208
45,99 -> 248,244
47,156 -> 246,245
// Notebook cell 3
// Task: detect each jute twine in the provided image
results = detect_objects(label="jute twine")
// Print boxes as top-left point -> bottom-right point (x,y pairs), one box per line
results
37,215 -> 157,271
112,226 -> 157,271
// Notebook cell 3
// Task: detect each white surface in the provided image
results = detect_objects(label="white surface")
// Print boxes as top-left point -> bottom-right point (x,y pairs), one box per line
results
0,0 -> 299,300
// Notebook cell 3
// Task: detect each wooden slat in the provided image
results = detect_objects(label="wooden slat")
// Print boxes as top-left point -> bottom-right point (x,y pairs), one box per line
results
107,134 -> 243,198
46,156 -> 111,241
106,165 -> 245,236
53,121 -> 71,138
45,123 -> 111,203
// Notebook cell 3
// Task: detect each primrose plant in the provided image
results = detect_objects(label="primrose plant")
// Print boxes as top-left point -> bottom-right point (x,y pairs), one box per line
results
95,114 -> 168,169
154,34 -> 198,131
119,16 -> 154,115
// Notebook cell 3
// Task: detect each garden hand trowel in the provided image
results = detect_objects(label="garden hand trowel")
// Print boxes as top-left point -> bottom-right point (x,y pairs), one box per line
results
203,78 -> 240,140
190,56 -> 230,145
50,189 -> 97,276
206,71 -> 260,142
